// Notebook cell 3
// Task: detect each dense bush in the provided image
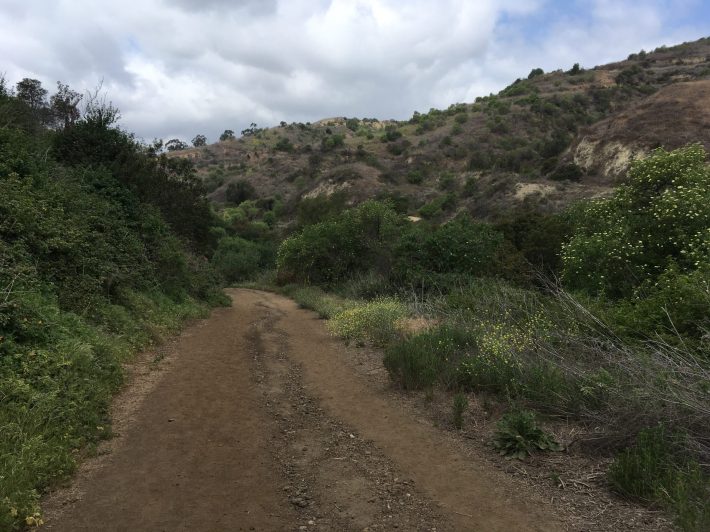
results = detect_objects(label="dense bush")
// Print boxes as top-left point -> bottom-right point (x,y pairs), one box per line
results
392,215 -> 510,283
277,201 -> 402,285
549,162 -> 583,181
417,193 -> 457,218
274,136 -> 294,152
296,192 -> 348,227
52,113 -> 215,252
495,209 -> 571,276
211,236 -> 263,282
562,144 -> 710,337
380,125 -> 403,142
321,133 -> 345,151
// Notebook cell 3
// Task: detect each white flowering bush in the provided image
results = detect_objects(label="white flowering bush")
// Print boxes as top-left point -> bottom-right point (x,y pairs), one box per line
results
561,145 -> 710,334
563,144 -> 710,297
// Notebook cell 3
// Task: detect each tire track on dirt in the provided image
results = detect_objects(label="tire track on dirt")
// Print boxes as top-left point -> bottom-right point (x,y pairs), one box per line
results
43,289 -> 561,531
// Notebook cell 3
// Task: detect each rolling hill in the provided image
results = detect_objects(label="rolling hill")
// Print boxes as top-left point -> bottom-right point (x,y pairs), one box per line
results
171,37 -> 710,221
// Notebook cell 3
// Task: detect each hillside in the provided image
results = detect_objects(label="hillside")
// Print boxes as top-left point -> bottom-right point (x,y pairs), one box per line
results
171,37 -> 710,220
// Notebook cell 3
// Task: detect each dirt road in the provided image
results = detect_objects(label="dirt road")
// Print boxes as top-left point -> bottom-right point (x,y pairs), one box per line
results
43,289 -> 561,531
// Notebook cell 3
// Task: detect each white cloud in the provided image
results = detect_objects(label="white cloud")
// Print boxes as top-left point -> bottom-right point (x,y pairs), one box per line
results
1,0 -> 707,142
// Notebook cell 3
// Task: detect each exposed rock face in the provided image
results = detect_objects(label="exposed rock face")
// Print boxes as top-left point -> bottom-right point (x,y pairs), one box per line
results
573,139 -> 647,181
514,182 -> 556,201
569,80 -> 710,182
302,180 -> 352,199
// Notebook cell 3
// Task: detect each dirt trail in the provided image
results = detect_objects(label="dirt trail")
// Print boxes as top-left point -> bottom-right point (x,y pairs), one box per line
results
43,289 -> 561,531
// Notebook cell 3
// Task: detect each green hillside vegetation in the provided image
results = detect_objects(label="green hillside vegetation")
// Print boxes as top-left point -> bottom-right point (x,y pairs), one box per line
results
0,80 -> 227,530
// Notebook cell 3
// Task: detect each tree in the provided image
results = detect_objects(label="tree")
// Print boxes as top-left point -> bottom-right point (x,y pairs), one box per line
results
83,84 -> 120,128
50,81 -> 82,129
241,122 -> 261,136
346,117 -> 360,131
16,78 -> 47,109
192,134 -> 207,147
528,68 -> 544,79
219,129 -> 235,141
165,138 -> 189,151
567,63 -> 581,75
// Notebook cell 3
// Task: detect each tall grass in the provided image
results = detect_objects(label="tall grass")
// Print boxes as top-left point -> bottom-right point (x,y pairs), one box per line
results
609,427 -> 709,531
281,285 -> 357,319
404,279 -> 710,529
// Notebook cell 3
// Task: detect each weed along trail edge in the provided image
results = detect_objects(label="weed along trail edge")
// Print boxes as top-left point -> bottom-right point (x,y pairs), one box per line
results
43,288 -> 561,531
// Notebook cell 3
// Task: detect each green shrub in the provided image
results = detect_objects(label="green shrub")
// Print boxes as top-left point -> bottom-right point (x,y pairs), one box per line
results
469,149 -> 493,170
493,410 -> 561,459
274,137 -> 294,152
328,298 -> 408,347
277,201 -> 402,285
407,170 -> 424,184
336,271 -> 392,299
417,193 -> 457,219
386,140 -> 410,155
462,176 -> 478,197
562,144 -> 710,302
296,192 -> 348,227
211,236 -> 262,283
495,209 -> 572,276
321,133 -> 345,151
203,171 -> 225,193
609,426 -> 709,531
438,173 -> 456,191
393,215 -> 506,282
345,117 -> 360,131
607,265 -> 710,340
500,80 -> 535,97
380,125 -> 402,142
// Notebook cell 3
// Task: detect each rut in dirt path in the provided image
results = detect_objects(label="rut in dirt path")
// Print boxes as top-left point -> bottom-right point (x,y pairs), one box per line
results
42,288 -> 561,532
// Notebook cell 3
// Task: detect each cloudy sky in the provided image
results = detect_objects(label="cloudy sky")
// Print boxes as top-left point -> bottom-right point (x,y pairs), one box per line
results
2,0 -> 708,143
